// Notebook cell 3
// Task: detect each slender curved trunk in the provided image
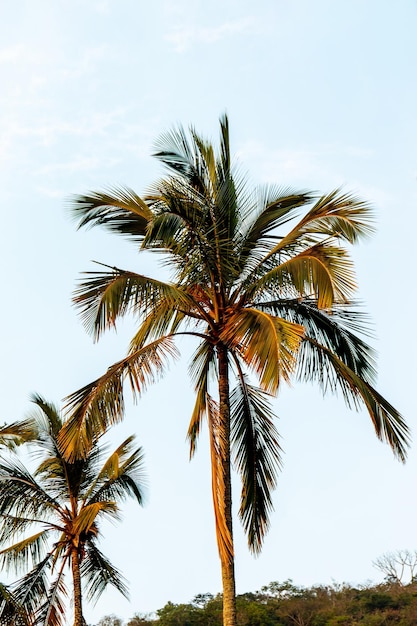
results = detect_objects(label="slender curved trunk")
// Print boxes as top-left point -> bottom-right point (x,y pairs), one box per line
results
217,344 -> 237,626
71,546 -> 84,626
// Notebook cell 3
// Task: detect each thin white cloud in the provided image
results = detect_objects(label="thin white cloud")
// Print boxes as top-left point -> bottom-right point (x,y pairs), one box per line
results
166,16 -> 257,52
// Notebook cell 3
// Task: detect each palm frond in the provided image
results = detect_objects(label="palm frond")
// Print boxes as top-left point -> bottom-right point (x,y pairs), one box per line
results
10,555 -> 55,622
34,456 -> 67,486
0,532 -> 50,575
230,376 -> 282,553
81,543 -> 129,603
187,340 -> 216,457
246,241 -> 357,309
36,571 -> 67,626
222,309 -> 304,393
153,124 -> 196,178
238,187 -> 314,267
0,419 -> 38,449
218,113 -> 231,174
69,186 -> 153,242
60,336 -> 178,460
270,188 -> 374,255
145,182 -> 219,286
215,114 -> 240,247
87,438 -> 146,506
74,266 -> 193,340
207,395 -> 233,564
127,287 -> 209,352
191,131 -> 217,197
142,206 -> 209,277
299,188 -> 375,242
0,458 -> 59,519
0,583 -> 33,626
0,514 -> 48,547
28,395 -> 63,438
298,338 -> 410,461
258,299 -> 377,384
73,502 -> 118,537
191,119 -> 240,268
151,116 -> 243,289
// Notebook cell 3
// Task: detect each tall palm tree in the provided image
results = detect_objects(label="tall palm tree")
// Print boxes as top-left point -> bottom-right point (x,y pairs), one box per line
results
60,115 -> 409,626
0,394 -> 146,626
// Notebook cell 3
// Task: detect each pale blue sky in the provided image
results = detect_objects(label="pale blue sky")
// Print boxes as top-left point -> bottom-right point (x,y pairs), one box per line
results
1,1 -> 416,623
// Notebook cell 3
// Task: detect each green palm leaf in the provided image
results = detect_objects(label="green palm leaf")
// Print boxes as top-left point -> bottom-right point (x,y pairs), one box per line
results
0,420 -> 38,449
272,188 -> 375,254
72,502 -> 117,537
298,338 -> 409,461
187,340 -> 216,457
0,532 -> 50,574
70,186 -> 152,242
81,543 -> 129,602
0,583 -> 33,626
0,459 -> 59,520
74,265 -> 193,340
10,555 -> 54,622
206,395 -> 233,564
88,437 -> 146,506
230,377 -> 282,553
238,186 -> 314,267
259,299 -> 377,384
36,572 -> 67,626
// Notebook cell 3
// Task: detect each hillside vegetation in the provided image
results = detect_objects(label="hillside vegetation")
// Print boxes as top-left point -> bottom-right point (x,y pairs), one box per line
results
99,579 -> 417,626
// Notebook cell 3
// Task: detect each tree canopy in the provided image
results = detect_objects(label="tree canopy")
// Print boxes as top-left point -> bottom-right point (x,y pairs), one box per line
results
60,115 -> 409,626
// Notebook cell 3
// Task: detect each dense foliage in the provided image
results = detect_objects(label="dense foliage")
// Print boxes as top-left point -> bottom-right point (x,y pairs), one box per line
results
96,579 -> 417,626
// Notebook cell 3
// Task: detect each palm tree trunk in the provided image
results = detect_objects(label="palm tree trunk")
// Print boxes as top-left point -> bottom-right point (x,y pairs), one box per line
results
221,557 -> 237,626
217,344 -> 237,626
71,546 -> 84,626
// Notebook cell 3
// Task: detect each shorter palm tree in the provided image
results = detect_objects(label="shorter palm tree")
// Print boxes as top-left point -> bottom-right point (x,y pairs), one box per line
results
0,394 -> 146,626
0,583 -> 32,626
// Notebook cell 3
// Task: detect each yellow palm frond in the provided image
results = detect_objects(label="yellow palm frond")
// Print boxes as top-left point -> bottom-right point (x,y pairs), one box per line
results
301,338 -> 410,461
95,435 -> 135,481
70,186 -> 153,239
74,266 -> 194,340
222,309 -> 304,393
72,502 -> 117,538
60,337 -> 178,461
187,341 -> 215,458
251,243 -> 356,308
207,396 -> 233,564
0,531 -> 48,575
271,188 -> 374,254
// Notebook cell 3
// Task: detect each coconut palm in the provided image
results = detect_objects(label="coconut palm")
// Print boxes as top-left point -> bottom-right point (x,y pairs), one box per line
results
0,394 -> 146,626
59,115 -> 409,626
